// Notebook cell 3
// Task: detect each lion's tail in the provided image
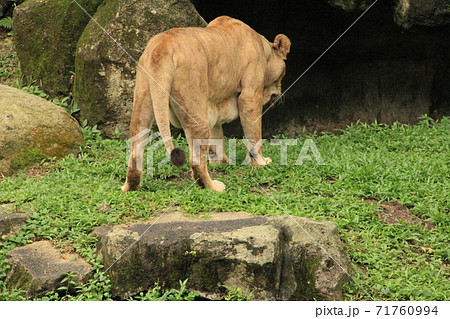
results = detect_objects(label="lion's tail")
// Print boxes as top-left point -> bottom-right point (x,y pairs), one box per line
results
147,59 -> 186,167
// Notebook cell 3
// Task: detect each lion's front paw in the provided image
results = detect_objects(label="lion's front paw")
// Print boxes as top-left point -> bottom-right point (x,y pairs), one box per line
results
121,184 -> 130,193
209,180 -> 226,192
263,157 -> 272,165
247,155 -> 272,166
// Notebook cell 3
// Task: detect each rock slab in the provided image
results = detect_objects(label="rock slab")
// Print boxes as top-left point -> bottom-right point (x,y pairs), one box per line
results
0,84 -> 84,176
6,241 -> 92,298
95,212 -> 352,300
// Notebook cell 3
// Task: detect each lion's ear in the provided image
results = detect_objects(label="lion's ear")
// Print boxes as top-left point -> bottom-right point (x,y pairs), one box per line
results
273,34 -> 291,60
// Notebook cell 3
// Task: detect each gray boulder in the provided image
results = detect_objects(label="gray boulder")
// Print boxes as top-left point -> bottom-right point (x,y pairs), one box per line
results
324,1 -> 450,28
13,0 -> 103,96
0,85 -> 84,176
94,211 -> 352,300
6,241 -> 92,298
394,0 -> 450,29
73,0 -> 206,137
0,204 -> 28,241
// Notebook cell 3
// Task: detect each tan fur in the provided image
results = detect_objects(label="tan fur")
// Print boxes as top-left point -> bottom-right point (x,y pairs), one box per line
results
122,16 -> 290,192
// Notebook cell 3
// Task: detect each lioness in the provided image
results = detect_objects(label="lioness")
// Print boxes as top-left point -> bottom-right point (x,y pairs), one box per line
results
122,16 -> 290,192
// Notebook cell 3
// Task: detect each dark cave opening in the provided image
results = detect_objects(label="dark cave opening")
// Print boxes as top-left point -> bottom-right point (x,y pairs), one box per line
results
192,0 -> 450,136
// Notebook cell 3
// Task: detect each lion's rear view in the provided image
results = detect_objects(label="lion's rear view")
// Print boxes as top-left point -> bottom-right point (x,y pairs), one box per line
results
122,16 -> 290,193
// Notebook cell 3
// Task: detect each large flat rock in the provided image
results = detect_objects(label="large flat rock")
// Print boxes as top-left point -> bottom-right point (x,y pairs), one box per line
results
94,211 -> 352,300
6,241 -> 92,298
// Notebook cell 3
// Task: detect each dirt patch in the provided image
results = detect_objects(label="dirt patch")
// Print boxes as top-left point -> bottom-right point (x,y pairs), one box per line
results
249,181 -> 280,194
366,199 -> 435,230
269,119 -> 350,138
1,164 -> 51,182
10,164 -> 51,179
164,170 -> 192,182
355,263 -> 368,277
257,182 -> 271,191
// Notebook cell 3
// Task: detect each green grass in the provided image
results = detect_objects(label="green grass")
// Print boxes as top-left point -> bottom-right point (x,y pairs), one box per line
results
1,24 -> 448,302
0,37 -> 20,86
0,116 -> 448,300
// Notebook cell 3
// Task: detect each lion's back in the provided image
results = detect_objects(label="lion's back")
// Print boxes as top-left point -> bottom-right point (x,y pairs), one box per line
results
140,16 -> 270,103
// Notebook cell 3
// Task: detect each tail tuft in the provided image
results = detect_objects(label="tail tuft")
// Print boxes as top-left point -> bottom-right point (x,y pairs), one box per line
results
170,148 -> 186,167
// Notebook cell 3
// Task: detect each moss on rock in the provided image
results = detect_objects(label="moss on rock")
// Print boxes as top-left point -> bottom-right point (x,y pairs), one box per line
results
6,241 -> 92,298
0,212 -> 29,241
11,147 -> 44,172
73,0 -> 206,137
12,0 -> 103,97
0,84 -> 84,176
95,212 -> 352,300
325,0 -> 372,11
394,0 -> 450,29
326,0 -> 450,27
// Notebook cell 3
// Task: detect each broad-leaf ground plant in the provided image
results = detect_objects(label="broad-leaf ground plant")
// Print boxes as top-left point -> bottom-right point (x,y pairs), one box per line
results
0,30 -> 448,301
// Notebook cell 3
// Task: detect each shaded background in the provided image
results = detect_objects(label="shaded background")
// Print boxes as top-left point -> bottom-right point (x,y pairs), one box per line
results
193,0 -> 450,137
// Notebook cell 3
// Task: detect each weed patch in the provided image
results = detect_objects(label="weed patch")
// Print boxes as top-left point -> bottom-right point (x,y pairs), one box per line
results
1,30 -> 448,301
0,117 -> 448,300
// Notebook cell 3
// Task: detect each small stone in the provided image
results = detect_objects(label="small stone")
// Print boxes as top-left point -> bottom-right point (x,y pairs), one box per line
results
0,211 -> 29,241
6,241 -> 92,298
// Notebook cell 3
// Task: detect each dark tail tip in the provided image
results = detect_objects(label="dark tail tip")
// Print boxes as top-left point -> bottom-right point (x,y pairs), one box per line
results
170,148 -> 186,167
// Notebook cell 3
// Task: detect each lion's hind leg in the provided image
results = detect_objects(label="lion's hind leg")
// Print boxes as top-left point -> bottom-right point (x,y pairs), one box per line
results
122,71 -> 154,193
